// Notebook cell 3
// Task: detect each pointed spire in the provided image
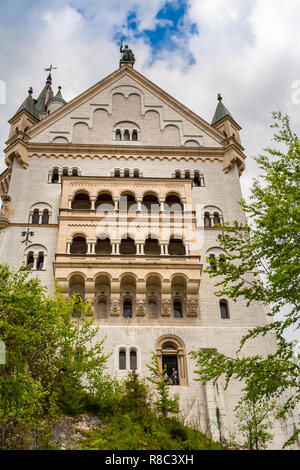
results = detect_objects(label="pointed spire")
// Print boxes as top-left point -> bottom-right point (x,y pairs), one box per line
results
36,72 -> 54,115
14,86 -> 39,120
46,72 -> 52,85
54,86 -> 65,102
211,93 -> 233,125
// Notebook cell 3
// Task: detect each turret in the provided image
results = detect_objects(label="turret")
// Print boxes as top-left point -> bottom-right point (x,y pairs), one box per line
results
8,87 -> 39,139
212,94 -> 245,175
46,86 -> 66,114
211,94 -> 241,145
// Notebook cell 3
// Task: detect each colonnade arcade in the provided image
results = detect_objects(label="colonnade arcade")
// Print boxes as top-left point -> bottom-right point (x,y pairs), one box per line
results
55,269 -> 200,320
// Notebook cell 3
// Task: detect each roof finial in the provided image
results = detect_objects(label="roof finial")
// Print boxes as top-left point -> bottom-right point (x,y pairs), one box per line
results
28,87 -> 33,95
44,65 -> 57,85
217,93 -> 222,101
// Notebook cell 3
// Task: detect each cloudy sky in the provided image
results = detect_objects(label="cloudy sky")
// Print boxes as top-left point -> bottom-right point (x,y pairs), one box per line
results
1,0 -> 300,198
0,0 -> 299,342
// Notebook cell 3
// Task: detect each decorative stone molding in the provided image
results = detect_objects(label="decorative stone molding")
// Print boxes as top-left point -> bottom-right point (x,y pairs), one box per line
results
110,299 -> 120,316
187,299 -> 199,317
161,300 -> 171,317
136,301 -> 145,316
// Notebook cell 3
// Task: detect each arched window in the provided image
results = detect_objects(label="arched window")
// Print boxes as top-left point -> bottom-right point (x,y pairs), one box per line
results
70,236 -> 88,254
95,193 -> 114,211
62,168 -> 69,177
51,168 -> 59,184
42,209 -> 49,224
114,169 -> 120,177
133,169 -> 139,178
165,194 -> 183,212
168,238 -> 186,256
123,299 -> 132,318
184,171 -> 190,179
115,129 -> 121,141
204,212 -> 211,227
220,300 -> 229,319
120,237 -> 136,255
71,193 -> 91,210
175,170 -> 181,179
124,169 -> 130,178
193,172 -> 201,187
209,254 -> 217,271
124,129 -> 130,141
130,350 -> 137,370
144,238 -> 160,256
155,335 -> 188,386
132,130 -> 138,141
119,349 -> 126,369
36,252 -> 44,271
32,209 -> 40,224
173,300 -> 183,318
26,252 -> 34,269
142,194 -> 159,212
95,237 -> 112,255
72,168 -> 78,176
213,212 -> 221,225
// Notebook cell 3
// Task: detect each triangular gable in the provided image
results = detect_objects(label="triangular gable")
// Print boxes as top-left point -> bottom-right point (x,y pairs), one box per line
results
28,66 -> 224,148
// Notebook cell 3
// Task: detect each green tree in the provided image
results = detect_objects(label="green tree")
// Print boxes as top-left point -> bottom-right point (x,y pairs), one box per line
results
147,353 -> 179,419
0,265 -> 109,449
190,113 -> 300,447
234,396 -> 278,450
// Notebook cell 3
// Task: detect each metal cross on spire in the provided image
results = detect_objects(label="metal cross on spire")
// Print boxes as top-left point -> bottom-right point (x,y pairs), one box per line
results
44,64 -> 57,73
44,65 -> 57,85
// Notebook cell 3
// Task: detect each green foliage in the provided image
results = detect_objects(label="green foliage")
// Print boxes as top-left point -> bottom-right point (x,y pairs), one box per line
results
0,265 -> 227,450
234,396 -> 278,450
147,353 -> 179,418
0,265 -> 110,449
190,113 -> 300,447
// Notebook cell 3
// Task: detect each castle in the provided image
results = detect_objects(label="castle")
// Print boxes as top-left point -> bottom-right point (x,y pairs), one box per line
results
0,47 -> 292,447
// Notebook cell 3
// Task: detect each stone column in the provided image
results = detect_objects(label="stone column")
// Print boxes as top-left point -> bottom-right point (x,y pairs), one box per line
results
110,279 -> 121,316
66,239 -> 72,254
90,240 -> 96,254
136,197 -> 142,212
210,214 -> 214,226
38,210 -> 43,224
58,170 -> 62,184
68,197 -> 72,209
161,279 -> 171,317
113,197 -> 119,212
90,197 -> 96,211
159,198 -> 165,212
136,279 -> 146,316
85,278 -> 95,315
33,254 -> 38,270
87,240 -> 94,254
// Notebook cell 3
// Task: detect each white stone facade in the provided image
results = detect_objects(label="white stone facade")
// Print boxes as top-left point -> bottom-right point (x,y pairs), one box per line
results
0,64 -> 295,448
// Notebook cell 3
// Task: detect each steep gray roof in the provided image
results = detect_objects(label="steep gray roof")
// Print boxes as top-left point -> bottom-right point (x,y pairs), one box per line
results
211,94 -> 232,125
14,87 -> 39,120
